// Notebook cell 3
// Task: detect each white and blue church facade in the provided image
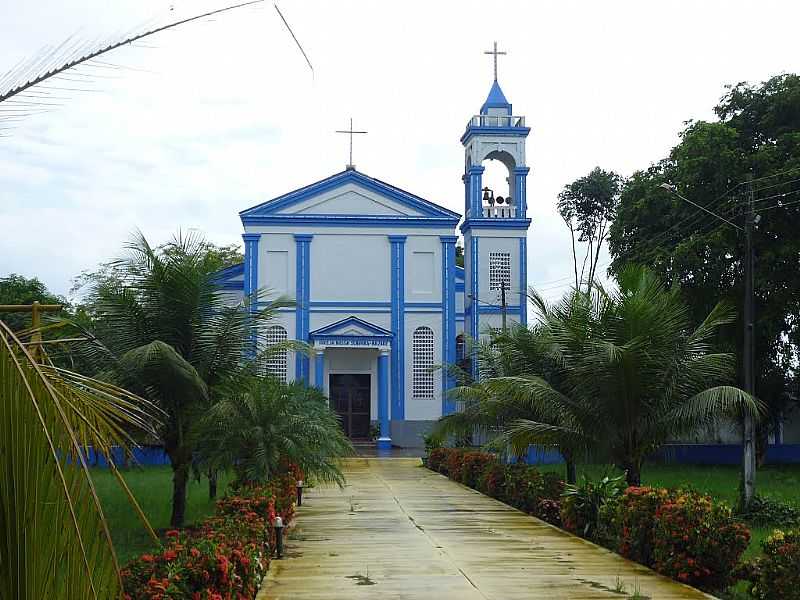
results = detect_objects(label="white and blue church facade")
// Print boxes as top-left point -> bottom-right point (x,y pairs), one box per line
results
215,77 -> 531,448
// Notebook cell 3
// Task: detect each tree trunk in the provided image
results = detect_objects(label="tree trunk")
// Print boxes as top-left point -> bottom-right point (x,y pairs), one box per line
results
208,470 -> 218,500
170,462 -> 190,528
565,459 -> 577,485
623,461 -> 642,487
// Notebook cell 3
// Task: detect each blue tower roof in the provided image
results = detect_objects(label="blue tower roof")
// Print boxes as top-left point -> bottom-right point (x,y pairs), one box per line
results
480,80 -> 511,114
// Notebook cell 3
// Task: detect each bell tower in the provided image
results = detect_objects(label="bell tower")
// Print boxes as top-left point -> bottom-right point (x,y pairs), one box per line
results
461,42 -> 531,369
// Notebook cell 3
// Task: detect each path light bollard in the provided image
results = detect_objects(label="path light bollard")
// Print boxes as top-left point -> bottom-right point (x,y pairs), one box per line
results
296,480 -> 304,506
274,516 -> 284,558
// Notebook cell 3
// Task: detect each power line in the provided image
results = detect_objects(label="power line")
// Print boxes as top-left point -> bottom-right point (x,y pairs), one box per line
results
753,197 -> 800,214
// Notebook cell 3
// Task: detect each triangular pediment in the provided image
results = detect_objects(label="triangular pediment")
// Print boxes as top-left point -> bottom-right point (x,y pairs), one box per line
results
309,316 -> 393,339
240,170 -> 460,223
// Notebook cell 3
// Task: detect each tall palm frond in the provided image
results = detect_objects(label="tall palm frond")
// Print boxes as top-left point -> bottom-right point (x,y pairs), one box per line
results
0,322 -> 159,599
0,0 -> 316,136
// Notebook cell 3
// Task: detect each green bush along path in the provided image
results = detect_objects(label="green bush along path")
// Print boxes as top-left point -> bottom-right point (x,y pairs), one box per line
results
537,463 -> 800,558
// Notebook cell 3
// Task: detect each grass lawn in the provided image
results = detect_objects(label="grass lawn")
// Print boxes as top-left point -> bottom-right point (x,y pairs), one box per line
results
538,461 -> 800,558
93,466 -> 234,564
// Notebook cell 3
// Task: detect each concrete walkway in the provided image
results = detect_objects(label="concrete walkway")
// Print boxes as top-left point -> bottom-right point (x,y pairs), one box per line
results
258,458 -> 714,600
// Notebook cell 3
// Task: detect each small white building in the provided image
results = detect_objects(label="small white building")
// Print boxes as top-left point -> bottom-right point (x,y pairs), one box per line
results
216,77 -> 531,448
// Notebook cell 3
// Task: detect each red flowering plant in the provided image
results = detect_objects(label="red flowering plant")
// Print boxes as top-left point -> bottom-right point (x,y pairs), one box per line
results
123,466 -> 301,600
652,490 -> 750,592
478,463 -> 508,500
122,516 -> 269,600
460,451 -> 497,489
746,529 -> 800,600
613,486 -> 672,566
426,447 -> 450,474
445,449 -> 468,482
503,465 -> 564,516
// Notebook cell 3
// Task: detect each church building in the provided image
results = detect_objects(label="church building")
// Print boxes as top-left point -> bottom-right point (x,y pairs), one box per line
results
215,71 -> 531,448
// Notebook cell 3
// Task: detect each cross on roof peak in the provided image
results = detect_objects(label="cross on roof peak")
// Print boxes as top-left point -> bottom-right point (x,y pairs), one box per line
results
335,117 -> 368,171
483,41 -> 507,82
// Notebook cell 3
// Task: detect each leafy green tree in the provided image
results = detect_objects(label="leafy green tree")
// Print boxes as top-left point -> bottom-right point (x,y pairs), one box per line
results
77,231 -> 289,526
0,274 -> 67,331
442,266 -> 762,487
608,74 -> 800,454
557,167 -> 622,291
193,377 -> 353,486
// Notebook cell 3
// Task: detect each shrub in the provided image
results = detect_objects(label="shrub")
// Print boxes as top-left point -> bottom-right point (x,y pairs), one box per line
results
738,494 -> 800,527
123,512 -> 269,599
652,490 -> 750,592
460,451 -> 496,488
535,499 -> 562,526
747,529 -> 800,600
123,468 -> 299,599
445,449 -> 467,482
614,486 -> 671,566
560,474 -> 625,542
478,463 -> 508,499
503,465 -> 564,517
427,447 -> 450,474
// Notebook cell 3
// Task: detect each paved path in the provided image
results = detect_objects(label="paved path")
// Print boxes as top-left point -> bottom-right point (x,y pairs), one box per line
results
258,458 -> 714,600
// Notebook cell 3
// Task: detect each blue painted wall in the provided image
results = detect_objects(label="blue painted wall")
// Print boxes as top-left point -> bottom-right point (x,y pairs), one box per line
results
520,444 -> 800,466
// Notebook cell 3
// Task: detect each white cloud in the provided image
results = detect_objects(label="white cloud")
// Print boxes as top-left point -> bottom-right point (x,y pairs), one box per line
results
1,0 -> 797,299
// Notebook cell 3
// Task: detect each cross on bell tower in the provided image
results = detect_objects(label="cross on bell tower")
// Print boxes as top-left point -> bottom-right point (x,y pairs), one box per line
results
483,41 -> 507,82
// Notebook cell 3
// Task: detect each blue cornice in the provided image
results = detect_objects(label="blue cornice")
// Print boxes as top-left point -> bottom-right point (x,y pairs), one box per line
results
239,169 -> 461,223
388,234 -> 408,243
241,215 -> 458,228
242,233 -> 260,242
460,126 -> 531,145
293,233 -> 314,241
309,315 -> 394,338
460,218 -> 532,233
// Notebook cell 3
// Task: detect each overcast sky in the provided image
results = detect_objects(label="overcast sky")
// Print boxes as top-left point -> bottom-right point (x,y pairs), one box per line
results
1,0 -> 797,303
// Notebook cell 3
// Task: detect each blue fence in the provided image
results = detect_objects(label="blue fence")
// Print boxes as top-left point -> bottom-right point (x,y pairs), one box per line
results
83,445 -> 170,468
521,444 -> 800,466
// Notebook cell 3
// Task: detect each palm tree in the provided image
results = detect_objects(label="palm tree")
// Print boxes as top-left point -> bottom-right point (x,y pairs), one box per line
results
77,231 -> 293,526
0,321 -> 158,599
487,266 -> 764,486
193,377 -> 354,486
433,312 -> 589,484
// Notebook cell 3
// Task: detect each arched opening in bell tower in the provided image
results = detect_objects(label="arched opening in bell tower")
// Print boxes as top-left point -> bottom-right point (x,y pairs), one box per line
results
480,150 -> 517,219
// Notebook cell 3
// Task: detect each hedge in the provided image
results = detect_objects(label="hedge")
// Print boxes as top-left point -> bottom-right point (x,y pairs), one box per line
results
426,447 -> 751,595
122,470 -> 299,600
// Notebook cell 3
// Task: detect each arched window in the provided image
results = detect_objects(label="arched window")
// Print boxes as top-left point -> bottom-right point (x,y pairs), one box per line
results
412,326 -> 435,399
262,325 -> 288,382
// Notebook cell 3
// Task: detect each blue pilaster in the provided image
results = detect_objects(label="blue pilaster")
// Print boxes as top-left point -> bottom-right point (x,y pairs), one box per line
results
377,350 -> 391,450
242,233 -> 260,306
513,166 -> 530,217
519,236 -> 528,327
389,235 -> 406,421
465,165 -> 485,219
243,233 -> 260,358
440,235 -> 458,415
470,235 -> 480,379
294,234 -> 313,383
314,349 -> 324,390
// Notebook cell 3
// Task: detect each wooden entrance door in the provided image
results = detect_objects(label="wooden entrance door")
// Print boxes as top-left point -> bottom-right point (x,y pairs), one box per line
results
329,374 -> 371,439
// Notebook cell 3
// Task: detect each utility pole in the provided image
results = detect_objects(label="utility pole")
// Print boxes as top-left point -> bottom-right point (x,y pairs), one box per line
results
741,175 -> 756,510
658,181 -> 758,509
500,280 -> 508,333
